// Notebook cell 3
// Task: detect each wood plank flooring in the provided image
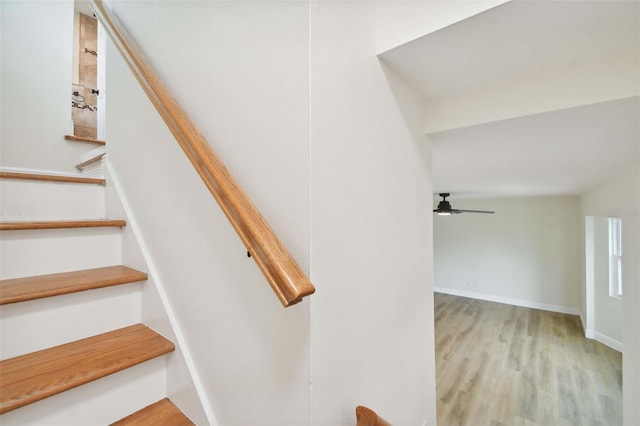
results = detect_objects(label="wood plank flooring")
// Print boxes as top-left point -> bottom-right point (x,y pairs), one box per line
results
435,293 -> 622,426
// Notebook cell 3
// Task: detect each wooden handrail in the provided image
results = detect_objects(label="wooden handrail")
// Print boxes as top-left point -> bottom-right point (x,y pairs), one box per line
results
355,406 -> 391,426
91,0 -> 314,307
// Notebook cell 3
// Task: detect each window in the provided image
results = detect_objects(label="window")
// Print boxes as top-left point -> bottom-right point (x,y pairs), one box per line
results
609,217 -> 622,298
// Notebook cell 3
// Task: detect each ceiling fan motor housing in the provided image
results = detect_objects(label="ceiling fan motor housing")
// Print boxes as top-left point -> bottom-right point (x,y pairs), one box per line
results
437,200 -> 452,211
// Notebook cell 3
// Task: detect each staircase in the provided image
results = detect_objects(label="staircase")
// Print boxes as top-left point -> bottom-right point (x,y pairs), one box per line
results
0,137 -> 194,425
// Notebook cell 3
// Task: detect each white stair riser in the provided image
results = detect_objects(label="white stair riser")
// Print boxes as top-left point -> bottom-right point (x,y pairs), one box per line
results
0,356 -> 169,426
0,180 -> 105,221
1,284 -> 143,359
78,147 -> 106,178
80,146 -> 106,163
0,228 -> 122,279
78,161 -> 104,178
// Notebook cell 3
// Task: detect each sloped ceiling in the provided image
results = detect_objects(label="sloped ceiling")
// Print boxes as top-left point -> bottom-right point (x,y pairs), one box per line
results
380,0 -> 640,199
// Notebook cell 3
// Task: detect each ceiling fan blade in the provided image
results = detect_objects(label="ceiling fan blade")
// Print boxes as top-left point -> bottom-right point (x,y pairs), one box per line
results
451,209 -> 495,214
433,193 -> 495,215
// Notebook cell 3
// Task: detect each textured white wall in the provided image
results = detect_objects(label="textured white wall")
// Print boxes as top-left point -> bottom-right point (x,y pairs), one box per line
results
580,161 -> 640,425
310,3 -> 435,425
0,1 -> 91,172
434,196 -> 582,311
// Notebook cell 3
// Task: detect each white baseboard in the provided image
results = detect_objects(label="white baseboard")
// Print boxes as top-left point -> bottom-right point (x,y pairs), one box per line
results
434,287 -> 624,353
80,160 -> 105,178
434,286 -> 582,316
105,161 -> 216,425
579,312 -> 587,335
585,329 -> 623,352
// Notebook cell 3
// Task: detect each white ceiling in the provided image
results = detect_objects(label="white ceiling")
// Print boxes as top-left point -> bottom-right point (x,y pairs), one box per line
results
379,0 -> 639,200
431,97 -> 639,198
380,0 -> 640,100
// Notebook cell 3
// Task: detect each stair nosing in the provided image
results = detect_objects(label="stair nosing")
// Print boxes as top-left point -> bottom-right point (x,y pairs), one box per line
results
110,398 -> 195,426
0,171 -> 105,185
64,134 -> 106,145
0,219 -> 126,230
0,324 -> 175,414
76,153 -> 106,171
0,266 -> 148,305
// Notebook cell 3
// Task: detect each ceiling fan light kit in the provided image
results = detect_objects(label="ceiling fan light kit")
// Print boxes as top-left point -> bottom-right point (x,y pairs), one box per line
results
433,193 -> 495,215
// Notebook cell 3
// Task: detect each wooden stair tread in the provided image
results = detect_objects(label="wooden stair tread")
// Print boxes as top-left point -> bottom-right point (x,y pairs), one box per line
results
111,398 -> 195,426
0,324 -> 174,414
0,171 -> 105,185
0,219 -> 126,230
65,134 -> 106,145
0,266 -> 148,305
76,153 -> 106,170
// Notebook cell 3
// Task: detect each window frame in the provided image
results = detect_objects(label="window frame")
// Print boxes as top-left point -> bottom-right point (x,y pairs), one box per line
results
608,217 -> 622,298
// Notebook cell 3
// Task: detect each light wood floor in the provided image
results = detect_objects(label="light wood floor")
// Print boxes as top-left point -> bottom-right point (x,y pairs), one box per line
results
434,293 -> 622,426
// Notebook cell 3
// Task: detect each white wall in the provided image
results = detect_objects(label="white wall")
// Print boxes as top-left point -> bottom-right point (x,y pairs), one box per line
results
72,12 -> 80,85
580,161 -> 640,426
434,196 -> 582,313
103,0 -> 438,424
0,0 -> 91,173
310,3 -> 435,425
104,2 -> 311,425
104,166 -> 210,425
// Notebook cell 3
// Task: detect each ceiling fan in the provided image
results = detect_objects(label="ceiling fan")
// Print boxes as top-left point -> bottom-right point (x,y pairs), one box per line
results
433,193 -> 495,215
